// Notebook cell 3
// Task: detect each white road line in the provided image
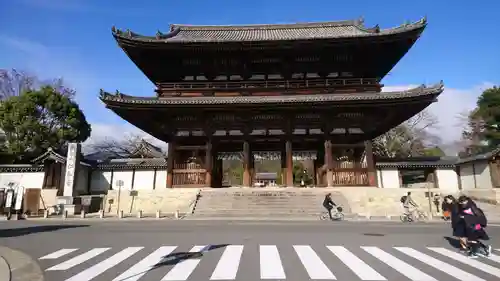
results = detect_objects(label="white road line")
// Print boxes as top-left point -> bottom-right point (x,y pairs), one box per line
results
361,247 -> 437,281
210,245 -> 244,280
327,246 -> 385,280
111,246 -> 177,281
46,248 -> 110,271
486,253 -> 500,264
39,248 -> 78,260
161,245 -> 206,281
64,247 -> 143,281
259,245 -> 286,279
428,247 -> 500,278
294,245 -> 336,280
395,247 -> 486,281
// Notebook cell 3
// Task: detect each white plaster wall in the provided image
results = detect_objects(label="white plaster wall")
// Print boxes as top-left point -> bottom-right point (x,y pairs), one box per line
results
473,162 -> 493,189
459,163 -> 476,190
0,172 -> 45,189
111,171 -> 133,190
133,170 -> 155,190
155,170 -> 167,189
436,168 -> 459,192
90,170 -> 112,193
379,168 -> 400,189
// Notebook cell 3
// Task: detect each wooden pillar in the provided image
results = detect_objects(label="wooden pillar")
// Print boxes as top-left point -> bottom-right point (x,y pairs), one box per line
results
166,142 -> 175,188
280,147 -> 286,186
325,140 -> 333,187
243,141 -> 251,187
286,140 -> 293,187
364,140 -> 377,186
205,139 -> 213,187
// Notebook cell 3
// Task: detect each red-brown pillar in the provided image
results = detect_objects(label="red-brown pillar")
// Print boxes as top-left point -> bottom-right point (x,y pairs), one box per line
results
242,141 -> 251,187
166,142 -> 175,188
364,140 -> 377,186
205,139 -> 213,187
280,147 -> 286,186
325,140 -> 334,187
286,140 -> 293,187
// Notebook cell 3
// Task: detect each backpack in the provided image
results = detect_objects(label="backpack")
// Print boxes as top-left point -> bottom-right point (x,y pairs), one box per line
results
475,207 -> 487,227
400,196 -> 407,204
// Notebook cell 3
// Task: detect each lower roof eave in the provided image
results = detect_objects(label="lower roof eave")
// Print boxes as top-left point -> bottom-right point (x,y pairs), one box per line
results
99,82 -> 444,109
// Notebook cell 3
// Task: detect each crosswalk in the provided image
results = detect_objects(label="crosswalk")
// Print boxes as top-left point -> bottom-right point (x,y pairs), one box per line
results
38,244 -> 500,281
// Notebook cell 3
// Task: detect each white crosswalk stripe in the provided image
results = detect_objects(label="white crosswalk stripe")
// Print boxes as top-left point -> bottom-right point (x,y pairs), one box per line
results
39,248 -> 79,260
38,245 -> 500,281
259,245 -> 286,279
210,245 -> 244,280
161,245 -> 205,281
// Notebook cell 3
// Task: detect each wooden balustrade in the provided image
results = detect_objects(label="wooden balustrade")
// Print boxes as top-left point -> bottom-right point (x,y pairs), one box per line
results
173,162 -> 206,187
157,77 -> 380,92
331,160 -> 369,186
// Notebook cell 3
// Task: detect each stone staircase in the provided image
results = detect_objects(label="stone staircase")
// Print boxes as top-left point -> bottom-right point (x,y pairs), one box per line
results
192,188 -> 352,218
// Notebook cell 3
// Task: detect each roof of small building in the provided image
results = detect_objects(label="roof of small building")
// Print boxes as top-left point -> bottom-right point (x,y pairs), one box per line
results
456,147 -> 500,164
31,147 -> 93,167
112,17 -> 426,44
100,82 -> 444,107
255,172 -> 278,180
97,157 -> 167,170
375,156 -> 458,168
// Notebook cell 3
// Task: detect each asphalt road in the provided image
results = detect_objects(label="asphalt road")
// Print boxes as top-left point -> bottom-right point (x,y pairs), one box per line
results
1,220 -> 500,281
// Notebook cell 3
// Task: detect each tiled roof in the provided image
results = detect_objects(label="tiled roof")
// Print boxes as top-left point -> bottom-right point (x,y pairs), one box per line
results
112,17 -> 426,44
97,158 -> 167,170
129,140 -> 165,158
31,148 -> 92,167
376,156 -> 459,168
100,82 -> 444,107
456,147 -> 500,164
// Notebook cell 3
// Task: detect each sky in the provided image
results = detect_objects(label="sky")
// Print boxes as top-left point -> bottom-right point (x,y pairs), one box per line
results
1,0 -> 499,154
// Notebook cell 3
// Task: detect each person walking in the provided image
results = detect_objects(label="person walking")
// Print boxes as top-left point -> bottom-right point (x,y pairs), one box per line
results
458,196 -> 491,258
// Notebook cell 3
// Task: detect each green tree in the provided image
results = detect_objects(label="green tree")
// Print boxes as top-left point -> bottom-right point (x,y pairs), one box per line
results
474,86 -> 500,148
0,86 -> 91,161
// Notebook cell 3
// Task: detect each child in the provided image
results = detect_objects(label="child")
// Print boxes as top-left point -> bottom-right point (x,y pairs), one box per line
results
458,196 -> 491,258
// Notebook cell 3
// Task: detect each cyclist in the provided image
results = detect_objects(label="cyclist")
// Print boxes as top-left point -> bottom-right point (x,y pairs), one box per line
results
401,191 -> 418,218
323,193 -> 337,220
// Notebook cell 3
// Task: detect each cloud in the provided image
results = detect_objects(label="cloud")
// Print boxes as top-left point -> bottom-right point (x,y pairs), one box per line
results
383,82 -> 494,145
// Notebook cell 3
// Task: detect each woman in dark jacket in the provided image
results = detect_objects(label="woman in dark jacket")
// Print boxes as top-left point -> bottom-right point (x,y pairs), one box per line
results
458,196 -> 491,258
445,195 -> 468,251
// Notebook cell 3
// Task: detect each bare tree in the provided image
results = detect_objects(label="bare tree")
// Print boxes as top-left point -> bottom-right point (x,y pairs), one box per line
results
88,133 -> 165,159
0,68 -> 75,100
373,109 -> 441,157
88,134 -> 143,158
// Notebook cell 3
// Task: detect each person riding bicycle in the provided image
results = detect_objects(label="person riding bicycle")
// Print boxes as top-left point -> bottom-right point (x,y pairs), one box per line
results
400,192 -> 418,217
323,193 -> 337,220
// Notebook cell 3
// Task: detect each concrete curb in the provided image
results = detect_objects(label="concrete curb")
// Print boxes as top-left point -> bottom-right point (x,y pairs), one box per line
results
0,255 -> 11,281
0,246 -> 43,281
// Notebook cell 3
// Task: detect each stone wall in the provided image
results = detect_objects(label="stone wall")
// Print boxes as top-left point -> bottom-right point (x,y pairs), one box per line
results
103,188 -> 200,215
336,187 -> 449,218
461,189 -> 500,205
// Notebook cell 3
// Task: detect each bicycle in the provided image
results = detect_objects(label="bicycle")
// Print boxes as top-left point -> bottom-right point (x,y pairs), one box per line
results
400,209 -> 427,223
320,206 -> 344,221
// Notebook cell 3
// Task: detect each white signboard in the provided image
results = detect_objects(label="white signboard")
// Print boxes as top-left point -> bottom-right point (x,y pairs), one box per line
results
63,143 -> 80,197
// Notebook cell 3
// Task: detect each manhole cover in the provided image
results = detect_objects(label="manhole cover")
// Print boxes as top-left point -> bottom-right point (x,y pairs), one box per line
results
363,233 -> 385,237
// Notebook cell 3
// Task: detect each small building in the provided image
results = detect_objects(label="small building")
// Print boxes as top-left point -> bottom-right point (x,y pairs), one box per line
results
254,173 -> 278,187
456,148 -> 500,190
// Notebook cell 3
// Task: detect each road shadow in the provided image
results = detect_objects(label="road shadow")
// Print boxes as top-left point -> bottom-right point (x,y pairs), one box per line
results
0,224 -> 88,238
444,236 -> 462,249
114,244 -> 230,281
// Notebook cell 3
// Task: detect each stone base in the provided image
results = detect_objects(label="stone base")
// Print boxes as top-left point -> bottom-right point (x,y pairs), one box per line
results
63,204 -> 76,216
